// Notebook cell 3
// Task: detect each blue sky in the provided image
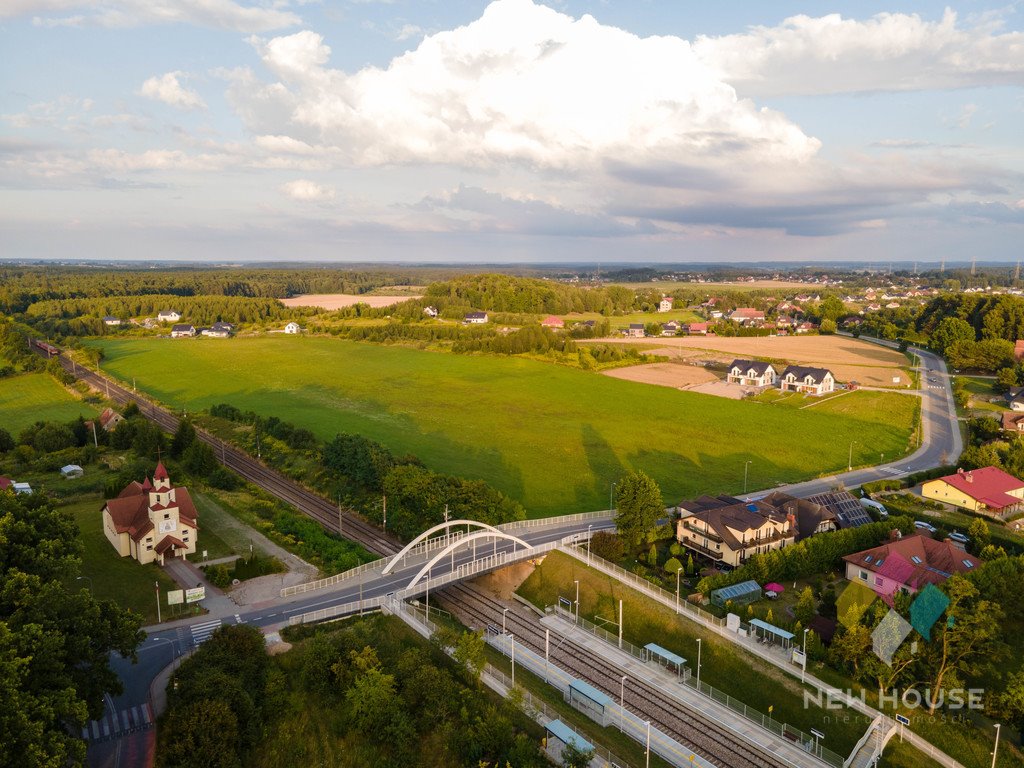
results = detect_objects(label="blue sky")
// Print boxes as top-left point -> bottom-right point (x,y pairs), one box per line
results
2,1 -> 1022,263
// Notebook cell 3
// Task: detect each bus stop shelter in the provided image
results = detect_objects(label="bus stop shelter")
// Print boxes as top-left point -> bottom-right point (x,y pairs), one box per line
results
749,618 -> 795,649
645,642 -> 687,679
545,719 -> 593,764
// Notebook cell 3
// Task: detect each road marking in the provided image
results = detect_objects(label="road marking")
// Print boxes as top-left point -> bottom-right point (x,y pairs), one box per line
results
190,618 -> 223,645
82,703 -> 154,742
879,467 -> 906,476
234,613 -> 243,624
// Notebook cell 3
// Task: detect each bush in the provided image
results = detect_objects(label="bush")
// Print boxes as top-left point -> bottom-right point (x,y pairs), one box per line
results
204,564 -> 232,588
589,531 -> 625,562
664,557 -> 682,574
207,467 -> 240,491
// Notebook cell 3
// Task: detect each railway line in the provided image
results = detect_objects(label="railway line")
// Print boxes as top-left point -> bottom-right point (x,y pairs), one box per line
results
439,582 -> 789,768
35,342 -> 399,558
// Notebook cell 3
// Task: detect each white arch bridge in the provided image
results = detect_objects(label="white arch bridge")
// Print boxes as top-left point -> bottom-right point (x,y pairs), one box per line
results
283,512 -> 613,625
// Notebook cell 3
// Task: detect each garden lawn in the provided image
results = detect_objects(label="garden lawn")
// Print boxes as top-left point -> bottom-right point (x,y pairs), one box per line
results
63,496 -> 178,624
0,372 -> 98,433
516,551 -> 868,757
95,337 -> 916,517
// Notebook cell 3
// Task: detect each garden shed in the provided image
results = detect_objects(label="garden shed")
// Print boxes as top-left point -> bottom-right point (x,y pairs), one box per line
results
710,579 -> 762,608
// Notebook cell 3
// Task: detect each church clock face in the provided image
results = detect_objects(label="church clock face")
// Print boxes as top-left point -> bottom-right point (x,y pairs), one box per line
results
159,519 -> 176,534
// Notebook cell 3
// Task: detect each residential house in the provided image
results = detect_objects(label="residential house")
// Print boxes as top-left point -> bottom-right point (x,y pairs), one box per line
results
423,306 -> 439,318
805,490 -> 874,529
755,490 -> 838,540
683,322 -> 708,335
283,321 -> 302,334
794,322 -> 817,334
157,310 -> 181,323
170,324 -> 196,338
102,462 -> 198,566
98,407 -> 124,432
921,466 -> 1024,519
624,323 -> 646,338
1003,412 -> 1024,434
0,477 -> 12,492
464,312 -> 488,324
103,316 -> 122,326
675,495 -> 796,568
202,322 -> 234,338
885,302 -> 901,309
843,533 -> 980,601
865,303 -> 882,312
726,359 -> 777,387
1015,340 -> 1024,360
661,321 -> 681,336
775,315 -> 796,329
1007,387 -> 1024,411
658,296 -> 673,313
541,315 -> 565,329
728,308 -> 765,325
779,365 -> 835,395
709,311 -> 723,320
13,482 -> 31,495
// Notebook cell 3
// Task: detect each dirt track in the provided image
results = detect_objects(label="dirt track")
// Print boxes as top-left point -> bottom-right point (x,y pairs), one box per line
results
280,293 -> 422,310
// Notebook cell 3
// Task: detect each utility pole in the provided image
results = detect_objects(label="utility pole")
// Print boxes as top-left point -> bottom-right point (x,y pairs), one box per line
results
382,494 -> 387,531
91,420 -> 98,449
1016,261 -> 1021,282
337,493 -> 343,537
971,257 -> 977,276
618,599 -> 623,649
155,580 -> 161,623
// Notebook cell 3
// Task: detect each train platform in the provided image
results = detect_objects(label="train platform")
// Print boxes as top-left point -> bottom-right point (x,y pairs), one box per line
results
539,612 -> 834,768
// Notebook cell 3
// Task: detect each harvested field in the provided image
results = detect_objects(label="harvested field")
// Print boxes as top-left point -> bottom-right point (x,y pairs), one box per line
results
280,293 -> 421,310
602,362 -> 718,389
601,335 -> 911,387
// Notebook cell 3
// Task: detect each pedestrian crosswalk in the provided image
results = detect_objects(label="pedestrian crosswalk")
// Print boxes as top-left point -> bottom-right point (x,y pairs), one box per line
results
81,703 -> 153,742
234,613 -> 242,624
879,467 -> 907,476
190,618 -> 222,645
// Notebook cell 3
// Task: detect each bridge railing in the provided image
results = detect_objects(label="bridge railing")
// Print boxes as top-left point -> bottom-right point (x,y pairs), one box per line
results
288,595 -> 384,625
498,510 -> 612,532
280,557 -> 386,597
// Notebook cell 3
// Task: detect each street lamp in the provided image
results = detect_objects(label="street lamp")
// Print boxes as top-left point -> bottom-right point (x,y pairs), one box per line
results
574,580 -> 580,624
848,441 -> 856,472
801,628 -> 810,684
992,723 -> 1001,768
587,524 -> 592,563
510,634 -> 515,688
743,460 -> 752,495
502,607 -> 510,635
76,575 -> 93,593
154,580 -> 161,624
645,719 -> 651,768
620,675 -> 627,732
696,638 -> 702,690
675,568 -> 681,614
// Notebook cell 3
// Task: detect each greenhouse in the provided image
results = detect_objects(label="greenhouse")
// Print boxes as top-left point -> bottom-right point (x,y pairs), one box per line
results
710,579 -> 762,608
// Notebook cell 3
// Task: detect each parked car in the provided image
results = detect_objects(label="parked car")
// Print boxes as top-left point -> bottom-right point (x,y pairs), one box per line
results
914,521 -> 938,534
948,532 -> 970,544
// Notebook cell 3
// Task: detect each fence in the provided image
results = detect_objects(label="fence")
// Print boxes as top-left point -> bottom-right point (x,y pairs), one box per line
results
550,605 -> 841,767
287,595 -> 384,625
488,632 -> 717,768
499,510 -> 613,533
280,557 -> 386,597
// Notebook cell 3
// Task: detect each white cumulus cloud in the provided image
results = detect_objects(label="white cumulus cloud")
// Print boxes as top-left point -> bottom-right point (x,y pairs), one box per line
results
235,0 -> 820,172
280,178 -> 335,201
140,72 -> 206,110
693,9 -> 1024,97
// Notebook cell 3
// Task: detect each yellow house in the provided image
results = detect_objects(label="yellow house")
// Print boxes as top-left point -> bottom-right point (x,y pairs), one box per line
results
102,462 -> 199,565
921,466 -> 1024,519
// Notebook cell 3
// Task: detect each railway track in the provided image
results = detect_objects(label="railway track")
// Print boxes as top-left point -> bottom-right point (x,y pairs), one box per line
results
40,345 -> 399,558
440,582 -> 789,768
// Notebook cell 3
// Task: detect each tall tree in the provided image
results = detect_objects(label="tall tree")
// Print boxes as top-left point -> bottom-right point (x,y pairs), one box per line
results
0,492 -> 143,767
930,316 -> 976,355
614,470 -> 664,549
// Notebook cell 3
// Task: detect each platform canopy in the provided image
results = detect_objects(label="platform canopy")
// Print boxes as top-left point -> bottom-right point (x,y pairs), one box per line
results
546,719 -> 593,752
750,618 -> 795,646
645,642 -> 686,667
569,678 -> 612,707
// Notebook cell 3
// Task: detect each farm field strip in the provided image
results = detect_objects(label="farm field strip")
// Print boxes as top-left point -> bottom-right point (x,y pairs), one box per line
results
279,293 -> 422,309
94,337 -> 917,517
0,371 -> 99,433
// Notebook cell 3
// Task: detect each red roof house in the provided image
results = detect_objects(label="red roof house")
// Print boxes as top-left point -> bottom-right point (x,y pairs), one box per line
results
540,316 -> 565,328
922,467 -> 1024,518
843,533 -> 981,601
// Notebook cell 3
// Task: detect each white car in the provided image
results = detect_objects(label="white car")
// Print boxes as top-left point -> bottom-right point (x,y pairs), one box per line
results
948,532 -> 970,544
914,521 -> 938,534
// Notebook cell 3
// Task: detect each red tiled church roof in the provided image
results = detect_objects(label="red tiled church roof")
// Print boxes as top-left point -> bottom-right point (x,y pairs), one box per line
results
103,468 -> 198,542
154,535 -> 186,555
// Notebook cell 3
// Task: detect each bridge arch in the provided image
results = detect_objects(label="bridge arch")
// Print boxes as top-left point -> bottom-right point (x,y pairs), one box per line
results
382,519 -> 513,575
405,530 -> 532,589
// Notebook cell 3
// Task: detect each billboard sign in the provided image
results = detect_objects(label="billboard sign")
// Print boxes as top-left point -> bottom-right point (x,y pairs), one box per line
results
185,587 -> 205,603
166,589 -> 184,606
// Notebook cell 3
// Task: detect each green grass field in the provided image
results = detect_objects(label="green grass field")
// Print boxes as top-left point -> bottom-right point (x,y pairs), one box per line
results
94,337 -> 917,517
0,372 -> 98,433
63,496 -> 179,624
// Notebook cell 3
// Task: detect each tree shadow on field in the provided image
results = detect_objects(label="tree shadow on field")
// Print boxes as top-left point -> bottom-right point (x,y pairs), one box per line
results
578,424 -> 629,510
625,447 -> 791,504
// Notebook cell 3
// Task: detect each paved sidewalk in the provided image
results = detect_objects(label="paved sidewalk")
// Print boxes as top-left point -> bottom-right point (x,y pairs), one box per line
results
540,613 -> 829,768
162,557 -> 236,617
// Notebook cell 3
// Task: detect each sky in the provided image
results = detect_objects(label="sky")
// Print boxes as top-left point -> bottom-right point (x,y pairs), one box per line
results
1,1 -> 1023,264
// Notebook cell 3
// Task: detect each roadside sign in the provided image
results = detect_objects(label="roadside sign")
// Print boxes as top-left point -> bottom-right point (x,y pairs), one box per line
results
895,714 -> 910,726
185,587 -> 205,603
810,729 -> 825,740
166,589 -> 184,606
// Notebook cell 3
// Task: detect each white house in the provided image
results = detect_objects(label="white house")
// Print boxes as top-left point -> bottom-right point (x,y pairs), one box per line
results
779,366 -> 835,395
157,310 -> 181,323
423,306 -> 439,318
103,316 -> 122,326
284,322 -> 302,334
726,359 -> 777,387
202,322 -> 234,338
624,323 -> 646,338
658,296 -> 673,313
464,312 -> 488,324
170,324 -> 196,338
